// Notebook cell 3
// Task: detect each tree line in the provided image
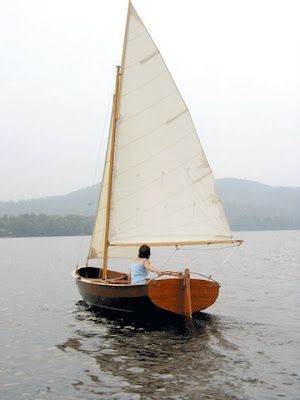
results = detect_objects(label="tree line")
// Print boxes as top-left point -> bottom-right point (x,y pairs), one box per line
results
0,214 -> 93,237
0,211 -> 299,238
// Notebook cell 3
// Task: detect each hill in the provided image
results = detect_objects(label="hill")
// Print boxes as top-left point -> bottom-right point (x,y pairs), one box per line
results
0,185 -> 99,217
0,179 -> 299,232
0,214 -> 93,238
216,179 -> 300,230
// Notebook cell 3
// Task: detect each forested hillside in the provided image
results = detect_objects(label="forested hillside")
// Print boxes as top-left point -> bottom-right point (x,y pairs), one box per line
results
0,214 -> 93,237
0,179 -> 299,237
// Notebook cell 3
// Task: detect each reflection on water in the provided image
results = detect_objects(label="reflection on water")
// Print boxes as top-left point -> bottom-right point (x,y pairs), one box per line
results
74,300 -> 217,335
1,232 -> 300,400
55,302 -> 248,400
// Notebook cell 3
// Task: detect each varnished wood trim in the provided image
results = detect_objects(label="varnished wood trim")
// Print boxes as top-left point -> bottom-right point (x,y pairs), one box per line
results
102,66 -> 122,278
109,239 -> 243,247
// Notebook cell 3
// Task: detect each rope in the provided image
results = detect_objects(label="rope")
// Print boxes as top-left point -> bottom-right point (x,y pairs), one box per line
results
76,78 -> 115,268
147,270 -> 183,283
153,242 -> 241,281
161,246 -> 178,267
189,271 -> 218,283
208,243 -> 241,279
76,237 -> 85,268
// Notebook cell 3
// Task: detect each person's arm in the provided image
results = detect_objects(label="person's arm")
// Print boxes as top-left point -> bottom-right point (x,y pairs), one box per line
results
144,259 -> 161,275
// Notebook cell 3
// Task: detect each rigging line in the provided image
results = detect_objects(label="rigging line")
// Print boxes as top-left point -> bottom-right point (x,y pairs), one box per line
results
161,246 -> 178,267
182,243 -> 241,269
186,252 -> 204,265
208,243 -> 241,279
76,236 -> 89,269
76,78 -> 115,267
189,271 -> 216,281
91,80 -> 115,189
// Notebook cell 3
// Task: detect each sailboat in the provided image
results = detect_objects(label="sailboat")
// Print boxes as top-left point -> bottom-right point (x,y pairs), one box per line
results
72,1 -> 242,319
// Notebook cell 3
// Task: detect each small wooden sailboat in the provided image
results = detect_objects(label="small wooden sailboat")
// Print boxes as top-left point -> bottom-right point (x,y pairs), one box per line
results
73,1 -> 242,319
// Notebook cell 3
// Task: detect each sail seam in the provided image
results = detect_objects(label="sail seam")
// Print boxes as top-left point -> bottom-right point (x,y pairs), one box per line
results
140,50 -> 159,64
117,109 -> 189,151
119,89 -> 177,123
98,151 -> 200,211
166,109 -> 188,124
114,128 -> 195,178
110,162 -> 213,231
89,2 -> 233,258
122,69 -> 167,97
188,172 -> 227,228
113,178 -> 211,230
127,30 -> 147,42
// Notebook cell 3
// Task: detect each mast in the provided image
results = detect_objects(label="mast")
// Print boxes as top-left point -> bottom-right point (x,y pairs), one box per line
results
87,1 -> 241,262
101,1 -> 131,279
101,65 -> 122,279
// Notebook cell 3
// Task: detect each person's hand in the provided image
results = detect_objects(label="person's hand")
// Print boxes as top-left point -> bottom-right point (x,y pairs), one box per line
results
157,270 -> 162,276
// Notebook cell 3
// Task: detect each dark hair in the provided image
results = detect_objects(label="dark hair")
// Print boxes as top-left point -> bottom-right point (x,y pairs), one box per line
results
138,244 -> 151,259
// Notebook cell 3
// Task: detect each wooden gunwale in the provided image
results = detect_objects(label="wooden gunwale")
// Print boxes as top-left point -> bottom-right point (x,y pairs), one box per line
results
72,271 -> 144,288
73,266 -> 221,316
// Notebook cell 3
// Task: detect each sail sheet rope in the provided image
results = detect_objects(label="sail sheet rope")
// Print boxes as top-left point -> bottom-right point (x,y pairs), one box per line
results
161,246 -> 179,267
208,243 -> 241,278
159,242 -> 241,279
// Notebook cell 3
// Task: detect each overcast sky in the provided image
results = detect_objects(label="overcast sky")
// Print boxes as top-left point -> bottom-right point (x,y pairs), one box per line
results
1,0 -> 299,201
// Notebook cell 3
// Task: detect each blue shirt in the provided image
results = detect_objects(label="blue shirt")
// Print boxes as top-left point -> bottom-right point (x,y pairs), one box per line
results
131,260 -> 147,284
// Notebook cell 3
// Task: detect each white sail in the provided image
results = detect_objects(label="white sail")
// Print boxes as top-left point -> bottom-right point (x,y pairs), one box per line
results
89,2 -> 232,259
88,122 -> 112,259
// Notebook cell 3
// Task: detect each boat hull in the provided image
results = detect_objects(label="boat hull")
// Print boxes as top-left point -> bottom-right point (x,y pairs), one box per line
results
76,277 -> 150,313
73,266 -> 220,317
148,277 -> 220,316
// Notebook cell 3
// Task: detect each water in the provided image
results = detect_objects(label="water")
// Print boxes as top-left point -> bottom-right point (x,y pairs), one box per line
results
0,231 -> 299,399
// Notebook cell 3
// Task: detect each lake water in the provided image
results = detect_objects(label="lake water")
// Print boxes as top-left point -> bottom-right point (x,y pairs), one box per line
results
0,231 -> 299,399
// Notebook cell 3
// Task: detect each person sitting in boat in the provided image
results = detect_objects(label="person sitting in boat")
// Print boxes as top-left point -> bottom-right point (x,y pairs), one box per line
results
130,244 -> 161,284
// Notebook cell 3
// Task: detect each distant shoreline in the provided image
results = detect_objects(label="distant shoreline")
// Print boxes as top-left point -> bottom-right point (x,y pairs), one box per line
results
0,214 -> 93,238
0,179 -> 299,234
0,214 -> 300,239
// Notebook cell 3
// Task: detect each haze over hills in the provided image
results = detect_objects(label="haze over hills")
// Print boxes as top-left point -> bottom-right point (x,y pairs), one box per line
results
0,185 -> 100,217
216,179 -> 300,230
0,178 -> 299,234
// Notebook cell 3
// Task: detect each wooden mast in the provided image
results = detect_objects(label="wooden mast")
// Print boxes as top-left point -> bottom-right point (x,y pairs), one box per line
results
101,1 -> 131,280
100,0 -> 242,277
101,65 -> 121,279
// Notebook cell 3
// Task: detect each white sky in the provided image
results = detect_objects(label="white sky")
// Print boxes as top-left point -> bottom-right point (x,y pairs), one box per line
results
0,0 -> 299,201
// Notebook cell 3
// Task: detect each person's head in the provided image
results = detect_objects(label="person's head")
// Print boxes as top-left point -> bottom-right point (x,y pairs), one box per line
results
138,244 -> 151,259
